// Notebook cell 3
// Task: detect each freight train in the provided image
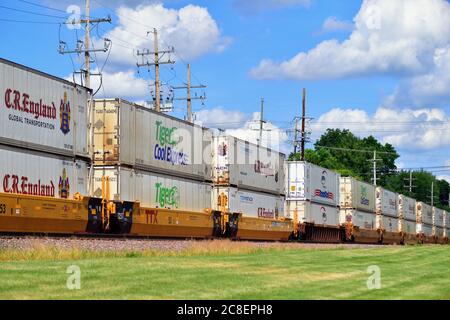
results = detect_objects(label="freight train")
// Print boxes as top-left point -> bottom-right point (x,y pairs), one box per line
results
0,57 -> 448,245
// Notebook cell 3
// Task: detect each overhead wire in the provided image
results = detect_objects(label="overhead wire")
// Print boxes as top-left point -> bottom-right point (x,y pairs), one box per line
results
0,3 -> 68,19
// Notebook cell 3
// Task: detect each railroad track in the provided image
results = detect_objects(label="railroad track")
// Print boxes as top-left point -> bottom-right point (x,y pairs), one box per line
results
0,233 -> 386,253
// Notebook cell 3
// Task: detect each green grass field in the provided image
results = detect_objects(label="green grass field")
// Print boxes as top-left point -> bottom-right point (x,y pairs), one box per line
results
0,243 -> 449,300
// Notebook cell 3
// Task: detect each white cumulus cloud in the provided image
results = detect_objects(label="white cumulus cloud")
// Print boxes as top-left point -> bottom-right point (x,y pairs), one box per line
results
69,68 -> 148,99
94,3 -> 230,68
311,106 -> 450,151
251,0 -> 450,80
194,107 -> 248,129
386,46 -> 450,108
319,16 -> 354,33
195,108 -> 288,153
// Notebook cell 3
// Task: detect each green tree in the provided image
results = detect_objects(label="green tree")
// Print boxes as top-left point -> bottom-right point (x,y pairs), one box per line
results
290,129 -> 399,185
289,129 -> 450,210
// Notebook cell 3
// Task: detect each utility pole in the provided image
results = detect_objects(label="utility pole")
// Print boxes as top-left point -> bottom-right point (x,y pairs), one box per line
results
293,119 -> 299,154
301,88 -> 306,161
404,171 -> 417,196
172,63 -> 206,122
59,0 -> 111,89
428,182 -> 439,206
259,98 -> 265,146
368,150 -> 382,186
84,0 -> 90,89
137,28 -> 175,112
431,182 -> 434,207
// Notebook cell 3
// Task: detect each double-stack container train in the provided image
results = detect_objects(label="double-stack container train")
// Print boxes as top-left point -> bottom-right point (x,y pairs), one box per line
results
211,135 -> 291,240
0,58 -> 448,244
339,177 -> 378,243
285,162 -> 341,242
398,195 -> 417,244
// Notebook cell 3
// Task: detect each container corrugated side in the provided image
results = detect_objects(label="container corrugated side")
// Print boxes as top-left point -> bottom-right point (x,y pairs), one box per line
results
434,226 -> 445,238
433,207 -> 445,228
339,208 -> 376,230
417,202 -> 433,225
0,144 -> 88,198
445,211 -> 449,229
339,177 -> 375,213
93,99 -> 211,181
381,215 -> 399,233
212,187 -> 284,219
285,201 -> 339,227
375,187 -> 397,217
400,219 -> 416,235
398,195 -> 416,221
212,135 -> 285,195
0,58 -> 90,158
420,223 -> 433,236
286,162 -> 340,206
93,166 -> 211,212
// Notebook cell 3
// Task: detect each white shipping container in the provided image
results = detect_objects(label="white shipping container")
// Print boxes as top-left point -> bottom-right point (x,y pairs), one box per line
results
398,195 -> 416,221
286,162 -> 340,206
434,226 -> 445,238
420,223 -> 433,237
339,177 -> 376,213
93,166 -> 211,212
286,201 -> 339,227
433,207 -> 445,228
339,209 -> 376,230
212,135 -> 285,195
375,187 -> 398,217
401,219 -> 417,235
0,58 -> 90,157
212,187 -> 284,219
446,211 -> 449,229
0,145 -> 88,198
93,99 -> 211,181
381,215 -> 399,233
416,202 -> 433,225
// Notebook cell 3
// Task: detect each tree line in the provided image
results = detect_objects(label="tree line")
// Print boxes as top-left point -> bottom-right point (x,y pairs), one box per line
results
289,129 -> 450,211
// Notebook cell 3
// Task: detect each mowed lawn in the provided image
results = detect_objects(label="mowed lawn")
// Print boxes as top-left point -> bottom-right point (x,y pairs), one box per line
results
0,244 -> 449,300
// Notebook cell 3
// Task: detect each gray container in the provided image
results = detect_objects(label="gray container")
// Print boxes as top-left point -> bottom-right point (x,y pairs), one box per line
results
93,99 -> 212,181
93,166 -> 212,212
0,144 -> 89,198
0,58 -> 91,158
212,135 -> 285,195
286,162 -> 340,207
339,177 -> 376,213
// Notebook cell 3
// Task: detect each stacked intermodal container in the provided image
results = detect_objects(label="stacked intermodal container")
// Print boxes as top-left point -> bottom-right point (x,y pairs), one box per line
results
93,166 -> 211,212
446,211 -> 450,238
0,58 -> 91,199
433,207 -> 445,239
285,162 -> 340,227
339,177 -> 377,230
398,195 -> 417,236
375,187 -> 399,233
210,135 -> 285,218
93,99 -> 213,213
416,202 -> 433,237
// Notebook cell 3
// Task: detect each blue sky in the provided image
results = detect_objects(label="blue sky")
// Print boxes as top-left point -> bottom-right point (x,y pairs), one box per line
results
1,0 -> 449,180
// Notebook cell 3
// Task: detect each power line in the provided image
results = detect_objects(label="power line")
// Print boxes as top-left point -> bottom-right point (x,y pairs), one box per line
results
315,145 -> 398,155
0,18 -> 61,24
0,4 -> 68,19
17,0 -> 68,14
